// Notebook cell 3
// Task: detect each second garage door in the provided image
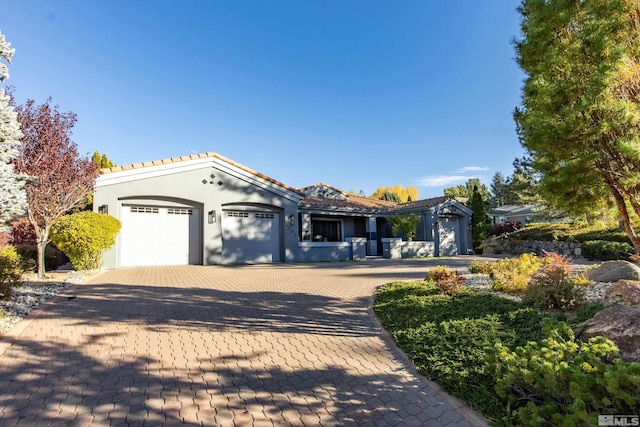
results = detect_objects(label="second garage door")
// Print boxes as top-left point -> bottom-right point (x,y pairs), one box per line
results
222,210 -> 281,264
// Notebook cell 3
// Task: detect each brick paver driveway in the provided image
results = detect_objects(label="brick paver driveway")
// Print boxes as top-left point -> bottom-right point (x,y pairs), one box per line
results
0,258 -> 491,426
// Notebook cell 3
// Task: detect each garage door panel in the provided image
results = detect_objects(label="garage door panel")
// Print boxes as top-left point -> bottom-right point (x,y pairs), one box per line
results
222,211 -> 281,264
120,205 -> 200,267
438,218 -> 459,256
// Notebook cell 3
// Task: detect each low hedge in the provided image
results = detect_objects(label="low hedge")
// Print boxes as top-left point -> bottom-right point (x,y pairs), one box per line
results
581,240 -> 634,261
506,222 -> 630,244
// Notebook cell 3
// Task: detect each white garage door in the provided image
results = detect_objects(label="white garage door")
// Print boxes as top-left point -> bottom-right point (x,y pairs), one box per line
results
222,211 -> 281,264
438,218 -> 459,256
120,205 -> 200,267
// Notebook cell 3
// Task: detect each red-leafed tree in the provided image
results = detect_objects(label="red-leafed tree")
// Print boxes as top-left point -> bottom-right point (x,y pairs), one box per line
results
13,98 -> 98,278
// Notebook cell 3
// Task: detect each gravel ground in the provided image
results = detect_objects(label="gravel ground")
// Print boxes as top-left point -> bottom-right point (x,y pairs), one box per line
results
462,273 -> 613,304
0,271 -> 97,335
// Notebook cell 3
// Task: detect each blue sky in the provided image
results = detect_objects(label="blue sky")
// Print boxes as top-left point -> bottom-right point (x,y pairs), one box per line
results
2,1 -> 526,198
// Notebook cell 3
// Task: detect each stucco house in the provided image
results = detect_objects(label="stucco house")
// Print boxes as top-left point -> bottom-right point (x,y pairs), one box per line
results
489,204 -> 539,226
93,152 -> 473,268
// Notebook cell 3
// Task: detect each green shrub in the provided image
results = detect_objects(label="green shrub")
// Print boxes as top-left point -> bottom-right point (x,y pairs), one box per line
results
15,244 -> 67,272
468,260 -> 493,275
509,223 -> 574,241
508,221 -> 629,244
425,265 -> 464,296
486,319 -> 640,426
374,281 -> 549,419
50,211 -> 121,270
388,213 -> 421,241
490,253 -> 544,294
0,246 -> 24,299
523,253 -> 586,312
581,240 -> 634,261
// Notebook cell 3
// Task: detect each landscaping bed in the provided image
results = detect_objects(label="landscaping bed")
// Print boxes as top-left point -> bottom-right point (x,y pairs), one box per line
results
374,257 -> 640,425
0,271 -> 93,334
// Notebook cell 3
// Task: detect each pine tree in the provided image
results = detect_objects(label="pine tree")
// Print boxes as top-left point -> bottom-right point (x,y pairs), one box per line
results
489,172 -> 507,207
515,0 -> 640,250
469,185 -> 490,253
0,31 -> 26,224
379,191 -> 402,203
91,151 -> 115,169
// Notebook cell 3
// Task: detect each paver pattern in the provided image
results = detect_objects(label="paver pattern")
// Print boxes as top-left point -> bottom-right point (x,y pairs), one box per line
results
0,258 -> 490,426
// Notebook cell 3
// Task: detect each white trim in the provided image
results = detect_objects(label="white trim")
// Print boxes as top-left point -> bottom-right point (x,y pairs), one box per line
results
298,241 -> 350,248
95,157 -> 304,202
436,199 -> 473,215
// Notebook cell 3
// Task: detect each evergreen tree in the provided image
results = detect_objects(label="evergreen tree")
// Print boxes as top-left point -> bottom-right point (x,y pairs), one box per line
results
469,185 -> 490,253
489,172 -> 507,207
378,191 -> 402,203
515,0 -> 640,250
0,31 -> 26,224
100,153 -> 114,168
502,157 -> 544,205
92,150 -> 100,166
444,178 -> 490,200
91,151 -> 115,169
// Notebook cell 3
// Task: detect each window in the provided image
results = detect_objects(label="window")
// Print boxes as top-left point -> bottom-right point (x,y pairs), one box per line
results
227,211 -> 249,218
312,220 -> 342,242
130,207 -> 159,214
167,208 -> 193,215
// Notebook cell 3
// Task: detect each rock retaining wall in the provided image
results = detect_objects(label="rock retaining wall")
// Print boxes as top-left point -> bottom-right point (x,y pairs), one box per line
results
482,237 -> 582,257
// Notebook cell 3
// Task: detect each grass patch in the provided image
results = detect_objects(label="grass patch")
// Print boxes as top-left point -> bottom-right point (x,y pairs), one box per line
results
373,280 -> 607,423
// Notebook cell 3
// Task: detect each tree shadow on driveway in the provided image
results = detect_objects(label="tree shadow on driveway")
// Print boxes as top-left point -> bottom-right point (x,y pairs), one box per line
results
35,284 -> 377,337
0,330 -> 462,425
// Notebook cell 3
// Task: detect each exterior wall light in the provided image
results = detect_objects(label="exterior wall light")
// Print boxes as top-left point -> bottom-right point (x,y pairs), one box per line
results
208,210 -> 216,224
289,214 -> 295,226
98,205 -> 108,215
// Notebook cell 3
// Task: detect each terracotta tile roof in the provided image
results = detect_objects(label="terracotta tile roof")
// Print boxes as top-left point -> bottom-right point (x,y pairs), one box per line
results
100,152 -> 305,196
395,196 -> 452,211
300,183 -> 345,195
347,195 -> 399,209
300,194 -> 399,212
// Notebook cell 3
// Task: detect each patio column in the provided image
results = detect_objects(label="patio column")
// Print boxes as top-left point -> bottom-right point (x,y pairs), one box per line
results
366,217 -> 377,255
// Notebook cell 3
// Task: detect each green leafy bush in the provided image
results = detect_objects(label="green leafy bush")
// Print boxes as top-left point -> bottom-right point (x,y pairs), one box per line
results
425,265 -> 464,296
0,246 -> 24,299
490,253 -> 545,294
486,320 -> 640,426
523,253 -> 586,312
581,240 -> 634,261
50,211 -> 121,270
467,260 -> 493,275
388,213 -> 421,241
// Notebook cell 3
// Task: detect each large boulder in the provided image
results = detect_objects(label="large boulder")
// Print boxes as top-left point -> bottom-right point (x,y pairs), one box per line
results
580,305 -> 640,362
586,260 -> 640,283
605,280 -> 640,306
